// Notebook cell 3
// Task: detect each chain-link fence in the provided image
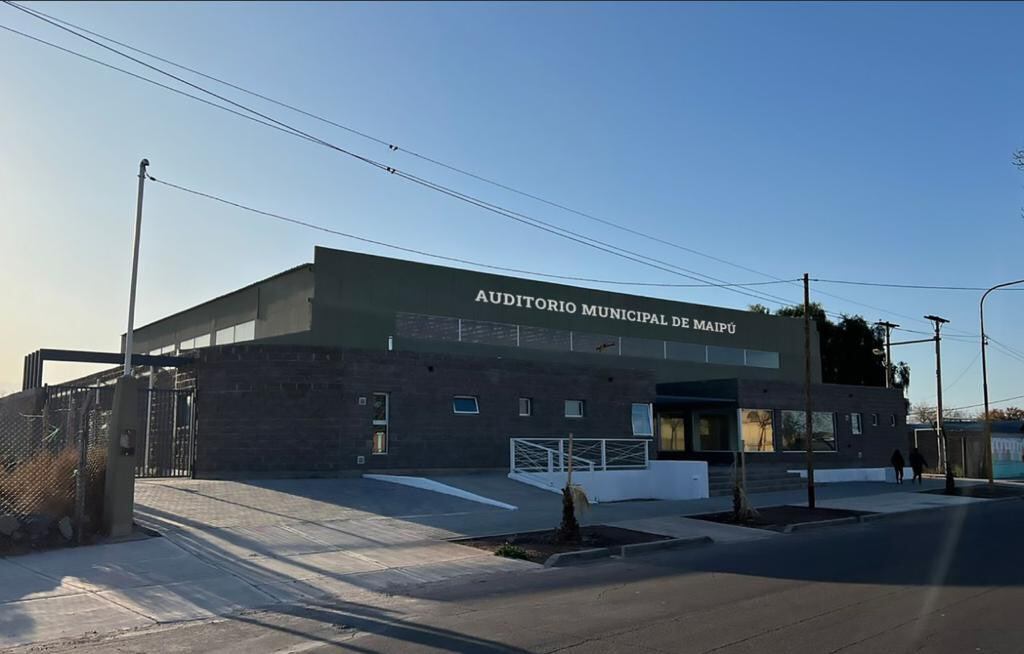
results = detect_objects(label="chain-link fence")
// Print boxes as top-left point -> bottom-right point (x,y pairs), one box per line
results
0,387 -> 111,552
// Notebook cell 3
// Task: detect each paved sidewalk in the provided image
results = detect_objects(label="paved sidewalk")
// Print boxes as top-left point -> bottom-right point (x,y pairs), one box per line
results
0,475 -> 1007,650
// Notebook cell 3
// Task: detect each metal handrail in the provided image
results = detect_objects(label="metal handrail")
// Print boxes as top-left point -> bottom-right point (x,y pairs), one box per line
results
510,437 -> 649,473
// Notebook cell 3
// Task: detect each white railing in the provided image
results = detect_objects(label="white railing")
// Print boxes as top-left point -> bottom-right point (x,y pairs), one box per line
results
510,438 -> 649,474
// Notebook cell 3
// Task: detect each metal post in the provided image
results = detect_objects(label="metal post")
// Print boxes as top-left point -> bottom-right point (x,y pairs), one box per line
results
926,314 -> 953,494
601,439 -> 607,471
803,273 -> 815,509
123,159 -> 150,376
143,367 -> 154,476
980,279 -> 1024,484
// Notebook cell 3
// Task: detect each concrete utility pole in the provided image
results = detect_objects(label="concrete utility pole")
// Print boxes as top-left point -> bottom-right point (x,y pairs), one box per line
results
123,158 -> 150,376
803,273 -> 815,509
925,314 -> 954,494
980,279 -> 1024,485
875,321 -> 900,388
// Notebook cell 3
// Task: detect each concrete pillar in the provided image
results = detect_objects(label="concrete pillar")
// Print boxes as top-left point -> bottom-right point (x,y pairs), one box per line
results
104,376 -> 139,538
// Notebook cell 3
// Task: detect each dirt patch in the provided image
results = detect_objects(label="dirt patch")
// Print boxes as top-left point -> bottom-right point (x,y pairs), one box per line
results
457,525 -> 670,564
690,505 -> 870,531
922,484 -> 1024,499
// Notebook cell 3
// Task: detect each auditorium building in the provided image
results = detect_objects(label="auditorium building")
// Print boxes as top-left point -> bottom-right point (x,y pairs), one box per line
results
109,246 -> 907,478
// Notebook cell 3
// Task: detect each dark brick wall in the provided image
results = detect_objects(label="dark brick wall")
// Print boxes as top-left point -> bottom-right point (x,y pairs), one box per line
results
187,345 -> 655,478
736,379 -> 909,468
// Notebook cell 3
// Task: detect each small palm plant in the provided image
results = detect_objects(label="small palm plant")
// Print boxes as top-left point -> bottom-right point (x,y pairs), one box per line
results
556,432 -> 589,543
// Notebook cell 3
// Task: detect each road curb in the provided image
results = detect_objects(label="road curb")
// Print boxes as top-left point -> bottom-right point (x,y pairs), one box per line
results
544,547 -> 611,567
783,516 -> 859,533
618,536 -> 713,557
857,495 -> 1023,524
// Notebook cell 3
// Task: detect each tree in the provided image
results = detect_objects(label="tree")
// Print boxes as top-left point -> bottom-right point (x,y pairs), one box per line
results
752,303 -> 898,388
989,407 -> 1024,421
748,303 -> 772,315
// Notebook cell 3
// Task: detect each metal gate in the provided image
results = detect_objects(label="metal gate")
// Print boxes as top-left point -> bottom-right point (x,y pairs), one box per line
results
47,385 -> 195,478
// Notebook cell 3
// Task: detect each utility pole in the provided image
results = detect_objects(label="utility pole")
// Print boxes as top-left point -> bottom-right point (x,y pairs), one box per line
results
123,158 -> 150,376
803,273 -> 815,509
875,321 -> 900,388
980,279 -> 1024,485
925,314 -> 954,494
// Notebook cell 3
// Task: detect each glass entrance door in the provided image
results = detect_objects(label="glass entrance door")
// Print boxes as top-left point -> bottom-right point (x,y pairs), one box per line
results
659,415 -> 687,452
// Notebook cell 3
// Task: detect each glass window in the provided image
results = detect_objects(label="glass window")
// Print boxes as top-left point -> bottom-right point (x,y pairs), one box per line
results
564,400 -> 585,418
665,341 -> 707,363
215,326 -> 235,345
371,393 -> 388,455
744,350 -> 781,369
781,411 -> 837,451
518,397 -> 532,417
697,413 -> 733,451
631,403 -> 653,436
707,346 -> 745,366
179,337 -> 195,350
871,413 -> 879,427
659,416 -> 686,451
890,414 -> 897,427
851,413 -> 863,435
234,320 -> 256,342
193,334 -> 211,348
741,409 -> 775,452
372,428 -> 388,455
453,396 -> 480,414
372,392 -> 389,424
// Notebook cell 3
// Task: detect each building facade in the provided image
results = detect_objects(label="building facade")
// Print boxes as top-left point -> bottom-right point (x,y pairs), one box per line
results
113,247 -> 908,477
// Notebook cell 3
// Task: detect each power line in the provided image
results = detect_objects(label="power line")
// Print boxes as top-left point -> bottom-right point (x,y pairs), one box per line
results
946,394 -> 1024,413
815,278 -> 1024,292
2,1 -> 959,327
6,1 -> 1019,340
146,173 -> 802,292
2,3 -> 805,310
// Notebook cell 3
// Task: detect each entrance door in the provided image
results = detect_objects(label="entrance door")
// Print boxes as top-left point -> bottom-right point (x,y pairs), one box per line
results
659,415 -> 687,453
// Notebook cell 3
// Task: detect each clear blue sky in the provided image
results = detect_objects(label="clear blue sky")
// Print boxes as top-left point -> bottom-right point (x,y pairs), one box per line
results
1,1 -> 1022,412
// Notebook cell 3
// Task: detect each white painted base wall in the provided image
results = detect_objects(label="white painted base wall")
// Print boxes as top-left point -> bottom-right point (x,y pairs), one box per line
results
787,467 -> 914,483
508,460 -> 709,503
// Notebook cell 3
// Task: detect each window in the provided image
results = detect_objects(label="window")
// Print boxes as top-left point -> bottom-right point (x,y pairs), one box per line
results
744,350 -> 780,369
631,403 -> 653,436
215,325 -> 235,345
234,320 -> 256,342
453,396 -> 480,415
871,413 -> 879,427
564,400 -> 585,418
193,333 -> 211,348
890,414 -> 897,428
518,397 -> 532,417
781,411 -> 837,451
659,416 -> 686,451
851,413 -> 863,435
697,413 -> 733,451
741,409 -> 775,452
179,337 -> 195,351
371,392 -> 388,454
707,345 -> 745,366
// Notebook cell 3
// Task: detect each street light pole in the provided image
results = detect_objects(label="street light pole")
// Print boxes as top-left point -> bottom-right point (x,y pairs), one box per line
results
980,279 -> 1024,484
925,314 -> 953,494
123,159 -> 150,377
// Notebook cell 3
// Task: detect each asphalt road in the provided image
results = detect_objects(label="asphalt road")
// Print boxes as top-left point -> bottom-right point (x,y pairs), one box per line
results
19,498 -> 1024,654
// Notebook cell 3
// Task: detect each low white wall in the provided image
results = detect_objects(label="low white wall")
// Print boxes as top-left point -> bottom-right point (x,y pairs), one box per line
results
787,467 -> 914,483
363,474 -> 518,510
509,460 -> 709,503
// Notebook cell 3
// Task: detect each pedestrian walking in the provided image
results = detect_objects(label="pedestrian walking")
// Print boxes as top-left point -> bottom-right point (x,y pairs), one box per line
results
909,447 -> 927,485
891,449 -> 905,484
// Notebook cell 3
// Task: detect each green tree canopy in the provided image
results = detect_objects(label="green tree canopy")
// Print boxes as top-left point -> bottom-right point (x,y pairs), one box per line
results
748,303 -> 908,389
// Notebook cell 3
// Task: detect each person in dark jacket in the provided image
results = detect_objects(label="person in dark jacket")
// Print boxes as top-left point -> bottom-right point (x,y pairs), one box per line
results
909,448 -> 928,484
891,449 -> 905,484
